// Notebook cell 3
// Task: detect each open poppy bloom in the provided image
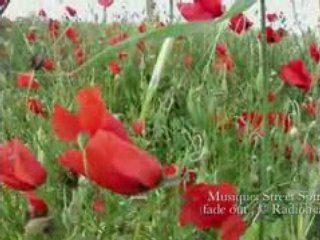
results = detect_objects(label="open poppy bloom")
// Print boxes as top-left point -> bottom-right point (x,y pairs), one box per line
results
16,72 -> 40,90
258,27 -> 283,44
179,183 -> 246,239
65,27 -> 79,44
53,86 -> 163,195
229,13 -> 253,35
59,131 -> 163,195
26,97 -> 48,118
178,0 -> 224,22
108,61 -> 122,75
280,59 -> 313,92
53,86 -> 130,143
24,192 -> 49,219
0,139 -> 47,191
42,58 -> 55,71
266,13 -> 278,23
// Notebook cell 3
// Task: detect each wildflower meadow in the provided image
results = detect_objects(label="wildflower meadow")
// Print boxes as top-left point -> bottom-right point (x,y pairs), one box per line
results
1,0 -> 320,239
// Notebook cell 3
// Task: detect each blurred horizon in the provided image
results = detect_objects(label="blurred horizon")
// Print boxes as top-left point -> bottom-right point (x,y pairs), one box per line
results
3,0 -> 319,32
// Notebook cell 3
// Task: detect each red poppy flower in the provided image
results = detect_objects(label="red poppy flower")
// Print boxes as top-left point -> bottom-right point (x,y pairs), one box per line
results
16,72 -> 40,90
0,139 -> 47,191
163,164 -> 179,178
179,182 -> 245,237
267,91 -> 277,102
38,9 -> 47,18
198,0 -> 225,17
259,27 -> 283,44
92,196 -> 105,214
183,53 -> 193,69
214,43 -> 234,72
42,58 -> 55,71
48,19 -> 60,39
98,0 -> 113,8
65,6 -> 77,17
229,13 -> 253,35
26,97 -> 48,118
118,50 -> 128,60
26,30 -> 37,44
280,59 -> 312,92
59,130 -> 163,195
52,86 -> 130,143
302,101 -> 317,118
266,13 -> 278,23
131,119 -> 145,136
302,143 -> 317,163
178,0 -> 225,22
65,27 -> 79,44
74,46 -> 85,65
138,22 -> 147,33
24,192 -> 48,219
108,61 -> 121,75
309,43 -> 320,63
177,2 -> 212,22
221,215 -> 246,240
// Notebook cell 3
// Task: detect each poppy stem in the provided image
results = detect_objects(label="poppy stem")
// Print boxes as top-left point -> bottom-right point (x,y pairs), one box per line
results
259,0 -> 268,238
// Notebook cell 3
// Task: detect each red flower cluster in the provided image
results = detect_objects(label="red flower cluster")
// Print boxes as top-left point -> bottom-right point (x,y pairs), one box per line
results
237,112 -> 292,139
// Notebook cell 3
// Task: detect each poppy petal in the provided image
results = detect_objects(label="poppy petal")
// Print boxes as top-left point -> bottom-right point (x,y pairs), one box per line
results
52,104 -> 80,142
85,131 -> 162,195
76,86 -> 105,136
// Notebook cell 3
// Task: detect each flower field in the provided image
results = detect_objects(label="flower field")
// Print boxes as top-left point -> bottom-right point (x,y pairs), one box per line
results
1,0 -> 320,239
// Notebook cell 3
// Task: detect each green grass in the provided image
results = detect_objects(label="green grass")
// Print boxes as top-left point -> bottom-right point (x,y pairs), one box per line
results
1,0 -> 320,239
